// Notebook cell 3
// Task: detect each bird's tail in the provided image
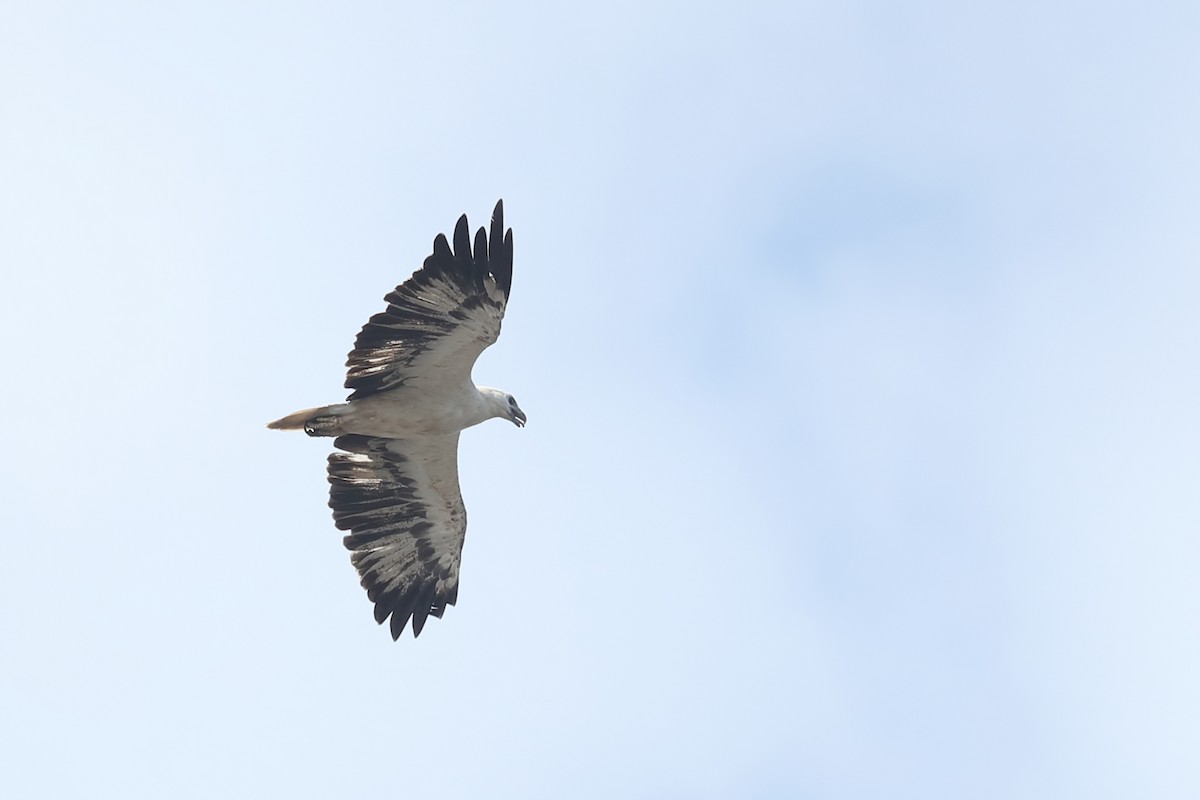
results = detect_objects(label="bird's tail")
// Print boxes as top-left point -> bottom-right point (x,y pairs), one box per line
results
266,405 -> 343,436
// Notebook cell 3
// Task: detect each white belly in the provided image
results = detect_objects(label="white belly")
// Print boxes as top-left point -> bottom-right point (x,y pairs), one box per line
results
340,386 -> 490,438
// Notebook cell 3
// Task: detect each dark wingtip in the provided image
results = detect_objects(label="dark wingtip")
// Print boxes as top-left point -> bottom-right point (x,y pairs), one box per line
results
473,227 -> 488,266
389,609 -> 411,640
498,229 -> 513,295
410,584 -> 438,637
489,200 -> 504,263
432,232 -> 453,264
488,199 -> 513,296
452,214 -> 471,261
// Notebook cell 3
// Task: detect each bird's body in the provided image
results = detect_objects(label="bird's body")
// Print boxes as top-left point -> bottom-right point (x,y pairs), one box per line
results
268,200 -> 524,640
268,383 -> 509,439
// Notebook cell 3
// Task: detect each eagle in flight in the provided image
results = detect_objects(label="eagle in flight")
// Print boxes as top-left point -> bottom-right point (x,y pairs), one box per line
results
269,200 -> 524,639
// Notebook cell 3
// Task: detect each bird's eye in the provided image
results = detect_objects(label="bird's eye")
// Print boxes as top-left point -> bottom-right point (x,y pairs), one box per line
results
508,397 -> 516,406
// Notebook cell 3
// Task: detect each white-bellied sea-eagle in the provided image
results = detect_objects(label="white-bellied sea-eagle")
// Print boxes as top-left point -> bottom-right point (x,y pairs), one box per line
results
268,200 -> 524,640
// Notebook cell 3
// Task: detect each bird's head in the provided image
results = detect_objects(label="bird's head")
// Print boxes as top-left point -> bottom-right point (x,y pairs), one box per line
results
482,387 -> 527,427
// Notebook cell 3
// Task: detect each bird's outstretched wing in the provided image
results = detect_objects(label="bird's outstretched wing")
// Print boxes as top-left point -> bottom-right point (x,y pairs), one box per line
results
345,200 -> 513,400
328,433 -> 465,639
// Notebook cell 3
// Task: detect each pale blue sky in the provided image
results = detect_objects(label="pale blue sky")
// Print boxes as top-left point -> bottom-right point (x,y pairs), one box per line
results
2,2 -> 1198,798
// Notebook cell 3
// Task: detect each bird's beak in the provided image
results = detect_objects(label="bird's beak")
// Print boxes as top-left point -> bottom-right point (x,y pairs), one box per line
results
512,408 -> 527,428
